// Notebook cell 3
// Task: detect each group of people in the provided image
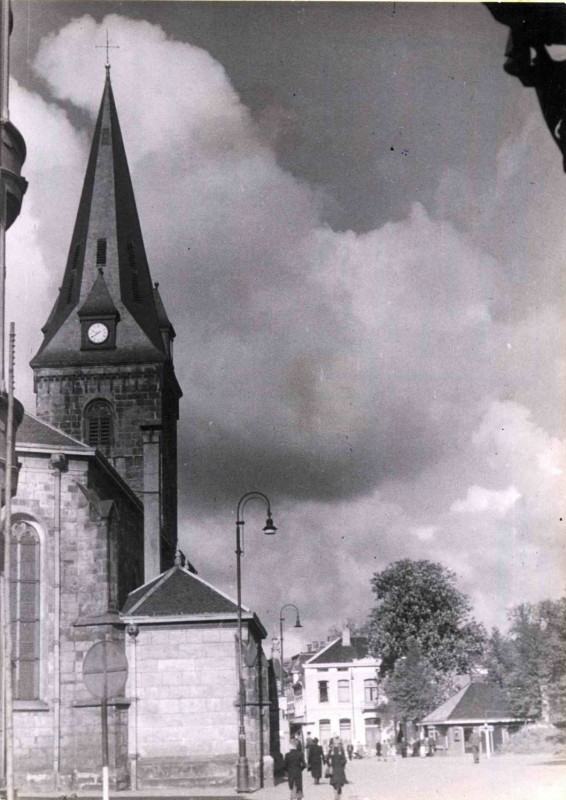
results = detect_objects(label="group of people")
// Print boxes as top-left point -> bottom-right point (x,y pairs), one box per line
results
375,734 -> 436,759
283,734 -> 348,800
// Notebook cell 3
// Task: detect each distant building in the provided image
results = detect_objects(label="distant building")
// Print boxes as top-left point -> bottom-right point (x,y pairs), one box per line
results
421,676 -> 527,756
286,628 -> 388,750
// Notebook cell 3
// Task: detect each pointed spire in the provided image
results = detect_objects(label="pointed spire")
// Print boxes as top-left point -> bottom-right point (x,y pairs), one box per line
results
31,70 -> 169,368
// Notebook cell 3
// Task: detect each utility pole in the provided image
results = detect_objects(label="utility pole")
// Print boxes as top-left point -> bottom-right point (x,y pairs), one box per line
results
3,324 -> 16,800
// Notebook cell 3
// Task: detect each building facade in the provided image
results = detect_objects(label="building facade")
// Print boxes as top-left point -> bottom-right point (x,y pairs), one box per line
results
122,566 -> 274,790
286,629 -> 387,751
5,412 -> 143,789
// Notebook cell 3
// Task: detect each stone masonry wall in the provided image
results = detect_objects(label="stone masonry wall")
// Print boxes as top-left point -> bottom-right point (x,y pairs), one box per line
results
132,624 -> 238,759
128,621 -> 273,789
9,450 -> 139,789
34,365 -> 164,498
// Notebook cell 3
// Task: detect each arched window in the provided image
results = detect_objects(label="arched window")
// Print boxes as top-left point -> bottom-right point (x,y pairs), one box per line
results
319,719 -> 331,748
0,521 -> 41,700
85,400 -> 113,446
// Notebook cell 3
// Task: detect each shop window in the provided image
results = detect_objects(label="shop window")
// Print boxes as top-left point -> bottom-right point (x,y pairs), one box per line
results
319,719 -> 331,748
339,718 -> 352,743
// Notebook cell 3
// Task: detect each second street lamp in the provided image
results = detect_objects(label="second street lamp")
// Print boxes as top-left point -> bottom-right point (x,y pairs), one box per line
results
279,603 -> 302,695
235,491 -> 277,793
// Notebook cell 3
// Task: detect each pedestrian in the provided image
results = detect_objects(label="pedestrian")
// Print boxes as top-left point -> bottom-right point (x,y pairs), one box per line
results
305,730 -> 313,764
470,728 -> 481,764
308,737 -> 324,785
327,740 -> 348,799
427,734 -> 435,757
346,743 -> 354,761
326,737 -> 334,761
375,740 -> 382,759
284,739 -> 306,800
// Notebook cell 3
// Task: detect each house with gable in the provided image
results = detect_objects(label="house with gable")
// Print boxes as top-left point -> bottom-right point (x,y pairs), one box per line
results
421,676 -> 527,756
286,628 -> 386,751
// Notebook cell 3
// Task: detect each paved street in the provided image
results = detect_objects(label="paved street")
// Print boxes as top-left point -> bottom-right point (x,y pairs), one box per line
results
262,754 -> 566,800
20,753 -> 566,800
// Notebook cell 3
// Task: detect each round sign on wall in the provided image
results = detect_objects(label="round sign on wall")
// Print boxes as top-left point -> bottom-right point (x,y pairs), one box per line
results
83,640 -> 128,700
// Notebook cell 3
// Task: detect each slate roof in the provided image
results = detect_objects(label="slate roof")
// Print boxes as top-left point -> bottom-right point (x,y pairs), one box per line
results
122,565 -> 249,617
16,412 -> 91,451
422,680 -> 516,724
31,70 -> 166,368
307,636 -> 369,664
78,271 -> 119,318
153,283 -> 176,337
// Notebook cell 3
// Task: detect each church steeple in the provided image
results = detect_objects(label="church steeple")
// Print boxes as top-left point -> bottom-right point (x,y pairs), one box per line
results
31,69 -> 164,367
31,71 -> 182,574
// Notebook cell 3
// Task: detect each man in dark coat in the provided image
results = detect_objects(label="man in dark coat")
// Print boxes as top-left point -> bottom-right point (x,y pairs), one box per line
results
307,737 -> 324,785
284,739 -> 306,800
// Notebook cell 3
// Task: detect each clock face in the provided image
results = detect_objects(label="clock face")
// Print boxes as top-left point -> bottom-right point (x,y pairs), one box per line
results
87,322 -> 109,344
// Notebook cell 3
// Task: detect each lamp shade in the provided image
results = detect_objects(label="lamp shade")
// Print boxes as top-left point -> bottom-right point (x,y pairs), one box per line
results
263,515 -> 277,534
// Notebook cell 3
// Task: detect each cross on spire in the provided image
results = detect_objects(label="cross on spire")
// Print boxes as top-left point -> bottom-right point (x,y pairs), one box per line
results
96,29 -> 120,71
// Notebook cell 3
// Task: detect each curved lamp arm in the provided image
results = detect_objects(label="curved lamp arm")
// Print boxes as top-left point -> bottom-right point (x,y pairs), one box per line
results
237,491 -> 276,529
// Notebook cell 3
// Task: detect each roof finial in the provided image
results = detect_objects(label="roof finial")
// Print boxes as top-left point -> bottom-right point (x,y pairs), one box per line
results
96,29 -> 120,72
98,266 -> 104,277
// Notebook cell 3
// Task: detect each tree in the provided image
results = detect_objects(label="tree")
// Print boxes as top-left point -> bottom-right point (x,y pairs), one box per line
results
486,598 -> 566,723
485,627 -> 515,689
368,559 -> 486,678
383,639 -> 452,724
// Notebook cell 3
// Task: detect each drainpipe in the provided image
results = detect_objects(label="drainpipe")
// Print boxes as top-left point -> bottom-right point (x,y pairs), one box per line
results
140,425 -> 162,583
126,624 -> 139,789
50,453 -> 67,788
350,669 -> 356,746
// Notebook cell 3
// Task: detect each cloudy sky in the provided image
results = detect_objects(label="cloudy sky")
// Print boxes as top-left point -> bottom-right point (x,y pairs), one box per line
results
6,1 -> 566,655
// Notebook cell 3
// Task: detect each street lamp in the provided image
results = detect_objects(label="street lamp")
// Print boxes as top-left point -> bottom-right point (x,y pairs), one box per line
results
279,603 -> 302,694
235,491 -> 277,793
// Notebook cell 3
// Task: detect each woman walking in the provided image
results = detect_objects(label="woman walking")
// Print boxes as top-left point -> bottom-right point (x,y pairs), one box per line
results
308,737 -> 324,785
327,740 -> 347,799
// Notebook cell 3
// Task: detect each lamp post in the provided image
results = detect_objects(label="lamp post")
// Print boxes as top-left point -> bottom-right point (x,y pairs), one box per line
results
235,491 -> 277,794
279,603 -> 302,695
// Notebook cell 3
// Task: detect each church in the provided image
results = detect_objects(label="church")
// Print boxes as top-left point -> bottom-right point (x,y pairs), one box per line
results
1,66 -> 277,791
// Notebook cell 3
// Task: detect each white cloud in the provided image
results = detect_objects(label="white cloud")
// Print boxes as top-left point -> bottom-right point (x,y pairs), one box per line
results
7,14 -> 565,639
450,485 -> 521,516
411,525 -> 438,541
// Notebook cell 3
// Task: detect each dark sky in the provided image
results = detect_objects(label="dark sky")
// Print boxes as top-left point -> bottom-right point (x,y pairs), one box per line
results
7,1 -> 566,653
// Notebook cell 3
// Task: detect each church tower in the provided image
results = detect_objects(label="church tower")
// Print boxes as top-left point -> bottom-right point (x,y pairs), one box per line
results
30,67 -> 182,572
